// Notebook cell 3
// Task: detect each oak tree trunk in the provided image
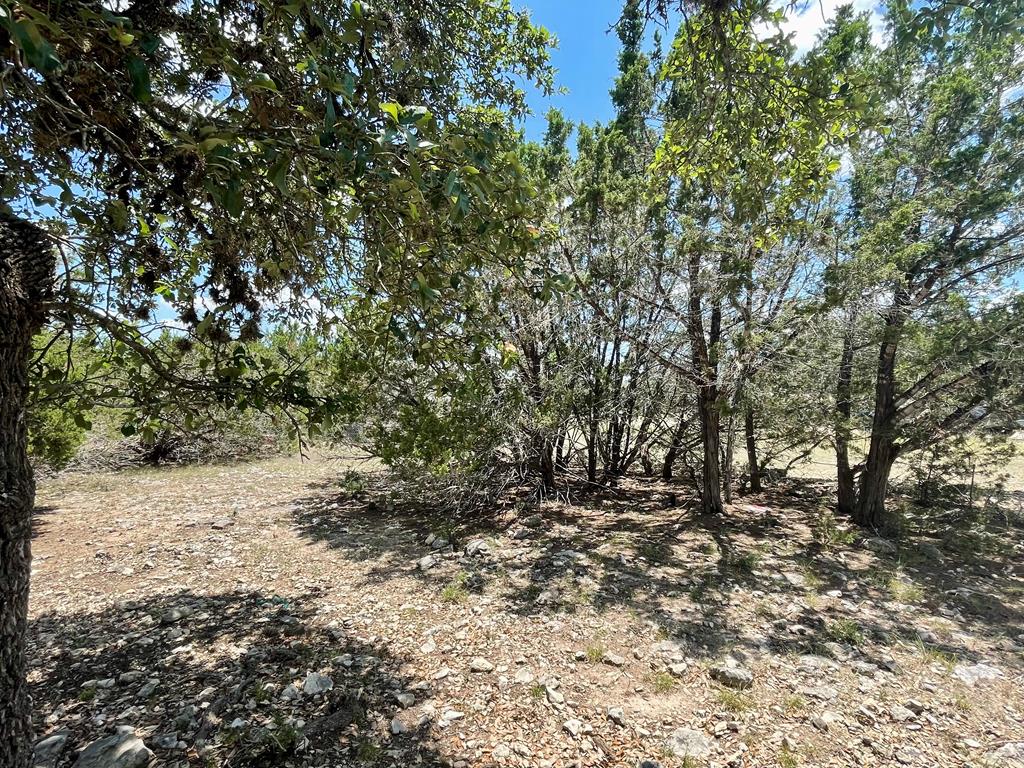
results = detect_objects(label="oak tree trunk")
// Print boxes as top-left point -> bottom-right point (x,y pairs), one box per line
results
1,213 -> 55,768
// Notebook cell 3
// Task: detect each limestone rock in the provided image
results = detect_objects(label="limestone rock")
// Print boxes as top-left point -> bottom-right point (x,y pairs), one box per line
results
72,733 -> 152,768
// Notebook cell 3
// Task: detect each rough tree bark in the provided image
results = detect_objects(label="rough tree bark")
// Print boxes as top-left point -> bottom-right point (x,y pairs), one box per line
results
835,319 -> 856,517
722,410 -> 735,503
534,437 -> 556,493
1,212 -> 55,768
854,295 -> 907,528
744,405 -> 761,493
687,252 -> 724,515
661,416 -> 686,480
696,387 -> 724,514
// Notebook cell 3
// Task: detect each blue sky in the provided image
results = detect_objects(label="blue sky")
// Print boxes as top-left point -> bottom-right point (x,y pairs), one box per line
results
515,0 -> 886,142
516,0 -> 625,141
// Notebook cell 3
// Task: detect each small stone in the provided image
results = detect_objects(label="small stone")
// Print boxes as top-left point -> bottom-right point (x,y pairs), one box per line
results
439,710 -> 464,727
228,718 -> 247,730
665,728 -> 712,759
394,692 -> 415,708
810,712 -> 841,732
890,704 -> 915,722
280,684 -> 301,701
33,732 -> 69,768
864,537 -> 898,556
135,680 -> 158,699
989,742 -> 1024,767
302,672 -> 334,695
470,657 -> 495,673
709,662 -> 753,689
797,685 -> 838,701
514,667 -> 534,684
160,606 -> 191,624
603,652 -> 627,667
151,733 -> 179,750
465,539 -> 491,557
896,746 -> 924,765
953,662 -> 1002,686
417,555 -> 438,571
607,707 -> 626,726
390,718 -> 407,735
72,733 -> 152,768
545,685 -> 564,705
563,719 -> 583,738
118,671 -> 144,684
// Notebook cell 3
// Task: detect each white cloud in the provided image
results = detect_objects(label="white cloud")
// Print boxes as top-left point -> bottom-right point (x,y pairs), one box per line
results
761,0 -> 887,55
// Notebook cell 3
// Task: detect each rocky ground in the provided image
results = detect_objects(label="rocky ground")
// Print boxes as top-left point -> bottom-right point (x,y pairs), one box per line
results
28,453 -> 1024,768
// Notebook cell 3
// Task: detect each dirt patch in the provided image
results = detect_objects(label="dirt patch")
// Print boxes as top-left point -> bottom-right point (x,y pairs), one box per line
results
29,454 -> 1024,767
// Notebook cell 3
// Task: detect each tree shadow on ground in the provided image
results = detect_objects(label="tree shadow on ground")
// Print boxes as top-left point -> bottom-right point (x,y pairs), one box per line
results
32,505 -> 58,539
28,589 -> 450,767
287,467 -> 1024,673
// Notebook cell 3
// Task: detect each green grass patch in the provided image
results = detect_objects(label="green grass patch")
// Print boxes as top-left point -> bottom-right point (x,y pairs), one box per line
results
637,540 -> 673,563
730,550 -> 762,573
783,694 -> 807,715
888,576 -> 924,604
913,639 -> 957,669
440,572 -> 470,604
813,510 -> 855,548
649,671 -> 678,694
716,688 -> 752,713
827,619 -> 864,646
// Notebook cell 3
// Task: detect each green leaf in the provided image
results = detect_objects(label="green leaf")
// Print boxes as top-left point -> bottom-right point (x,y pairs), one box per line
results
199,137 -> 230,152
127,56 -> 152,102
3,17 -> 61,73
249,73 -> 279,91
268,155 -> 290,194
